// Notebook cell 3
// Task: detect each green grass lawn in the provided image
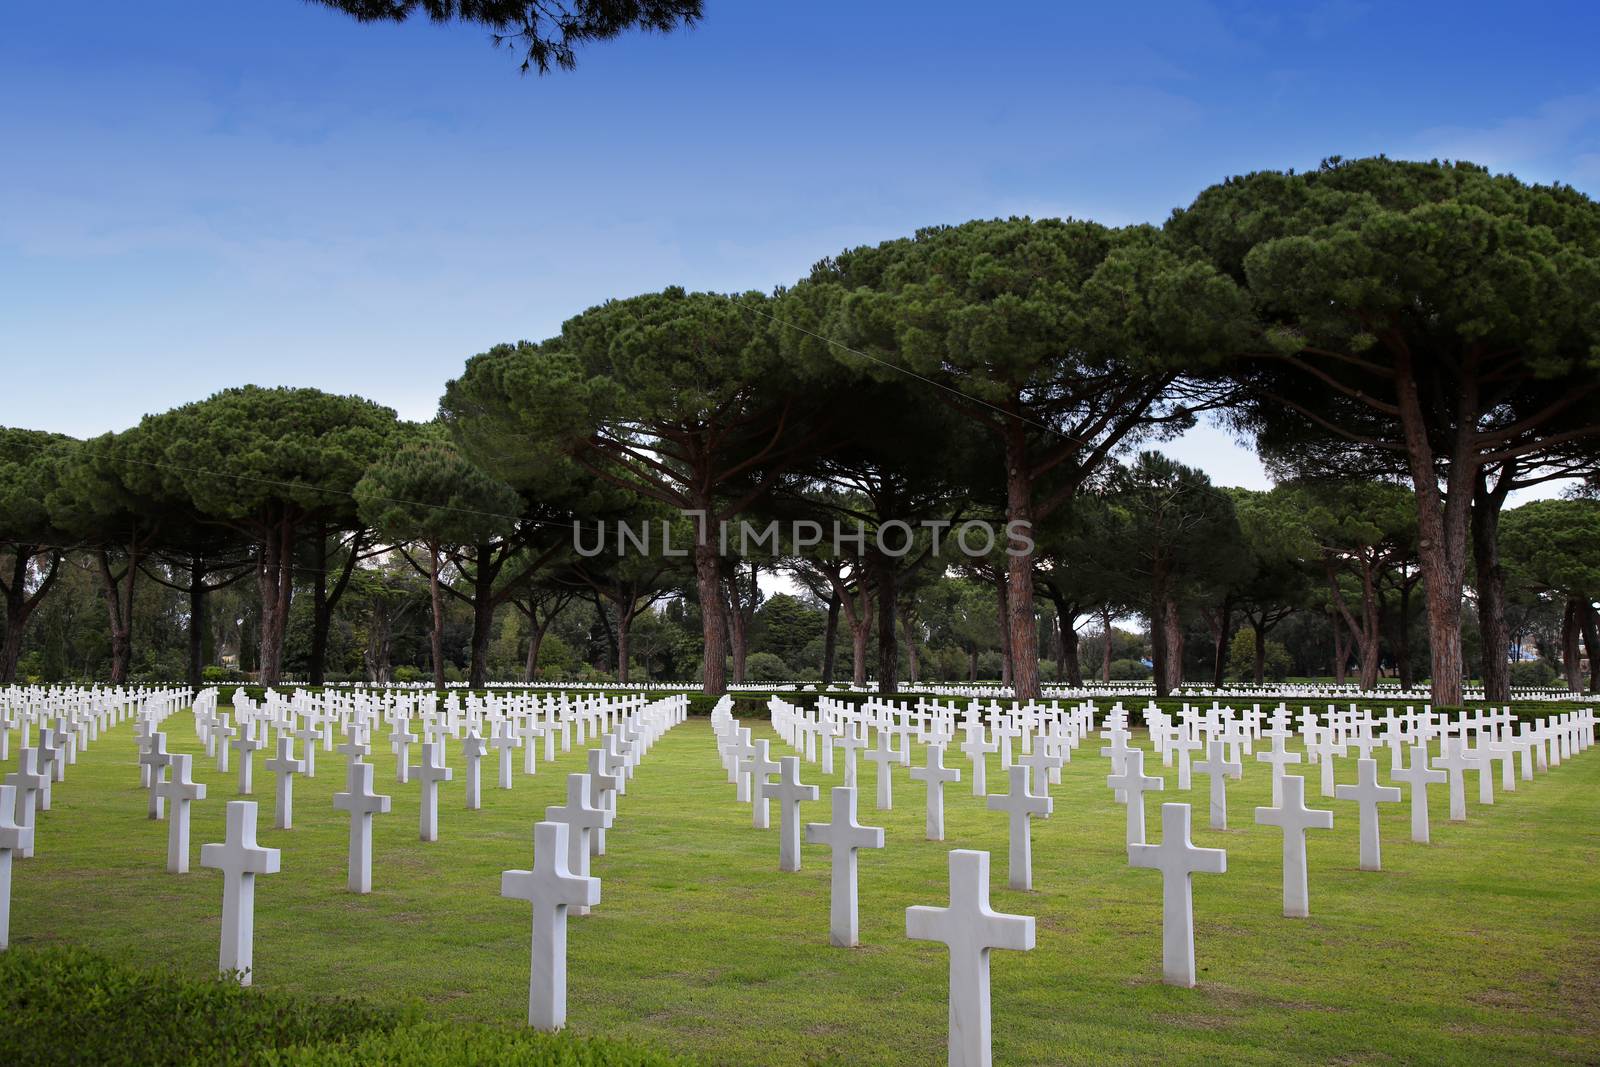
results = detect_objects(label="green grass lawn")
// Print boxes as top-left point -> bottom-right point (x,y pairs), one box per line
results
7,707 -> 1599,1065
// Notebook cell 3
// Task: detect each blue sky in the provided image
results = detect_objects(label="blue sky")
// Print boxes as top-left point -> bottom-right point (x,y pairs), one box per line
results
4,0 -> 1599,490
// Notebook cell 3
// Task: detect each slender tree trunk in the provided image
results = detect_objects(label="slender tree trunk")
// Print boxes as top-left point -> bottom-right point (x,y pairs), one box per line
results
466,543 -> 499,689
616,606 -> 634,685
1101,606 -> 1114,682
1003,420 -> 1041,699
693,538 -> 727,694
875,554 -> 898,695
188,558 -> 207,693
1061,618 -> 1082,687
1394,351 -> 1471,706
968,646 -> 978,683
995,575 -> 1012,687
901,608 -> 920,685
1583,601 -> 1600,694
1163,596 -> 1184,693
1561,597 -> 1584,692
821,591 -> 840,685
1400,580 -> 1418,689
850,621 -> 870,688
1472,469 -> 1513,701
428,544 -> 446,691
1332,613 -> 1350,685
524,621 -> 547,683
309,525 -> 330,686
1150,593 -> 1170,697
1252,622 -> 1267,684
1208,600 -> 1231,687
256,516 -> 295,684
97,549 -> 134,685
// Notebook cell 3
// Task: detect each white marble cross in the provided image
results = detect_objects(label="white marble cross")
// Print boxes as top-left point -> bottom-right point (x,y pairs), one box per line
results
545,773 -> 608,915
910,743 -> 962,841
391,722 -> 418,784
1106,747 -> 1164,846
742,739 -> 779,830
139,732 -> 171,820
1254,774 -> 1333,918
1256,732 -> 1302,808
986,764 -> 1051,891
3,749 -> 46,858
158,753 -> 207,874
585,748 -> 619,856
906,849 -> 1035,1067
232,728 -> 263,795
1128,802 -> 1226,987
1334,757 -> 1402,871
491,725 -> 519,789
200,800 -> 279,985
960,722 -> 998,797
865,727 -> 897,810
1191,739 -> 1240,831
462,730 -> 487,811
332,759 -> 391,894
412,742 -> 454,842
501,821 -> 600,1031
263,736 -> 305,831
1100,726 -> 1132,802
1432,736 -> 1472,823
1392,742 -> 1447,844
762,756 -> 819,872
0,784 -> 32,950
805,786 -> 884,947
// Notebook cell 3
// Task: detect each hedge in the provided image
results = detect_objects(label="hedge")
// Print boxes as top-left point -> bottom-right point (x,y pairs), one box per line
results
0,947 -> 693,1067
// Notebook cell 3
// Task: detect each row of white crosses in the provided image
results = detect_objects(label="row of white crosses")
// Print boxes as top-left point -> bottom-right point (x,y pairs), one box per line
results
109,689 -> 685,991
752,693 -> 1596,1067
0,687 -> 191,949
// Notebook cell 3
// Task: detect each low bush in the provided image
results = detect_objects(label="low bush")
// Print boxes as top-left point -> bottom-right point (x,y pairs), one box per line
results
0,947 -> 691,1067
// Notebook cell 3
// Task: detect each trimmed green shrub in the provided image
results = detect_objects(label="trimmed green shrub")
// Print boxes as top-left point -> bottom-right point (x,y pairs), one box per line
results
0,947 -> 693,1067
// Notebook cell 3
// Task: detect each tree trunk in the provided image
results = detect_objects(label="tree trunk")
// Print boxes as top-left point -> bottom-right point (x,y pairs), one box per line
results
821,591 -> 840,685
188,558 -> 207,693
1150,593 -> 1170,697
968,646 -> 978,683
1393,350 -> 1471,706
1060,618 -> 1082,687
467,542 -> 498,689
850,620 -> 870,688
995,575 -> 1012,687
1003,420 -> 1041,699
1101,607 -> 1114,682
901,608 -> 920,685
875,554 -> 898,695
1163,596 -> 1184,693
309,525 -> 330,686
97,549 -> 135,685
1207,601 -> 1231,687
1583,601 -> 1600,694
524,621 -> 546,683
428,544 -> 446,691
255,516 -> 295,684
1252,622 -> 1267,684
694,539 -> 727,694
1393,579 -> 1416,691
1472,469 -> 1513,701
616,607 -> 634,685
1332,613 -> 1350,685
1561,597 -> 1584,692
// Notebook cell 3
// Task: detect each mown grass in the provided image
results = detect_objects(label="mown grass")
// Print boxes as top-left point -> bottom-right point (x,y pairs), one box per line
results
6,704 -> 1599,1065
